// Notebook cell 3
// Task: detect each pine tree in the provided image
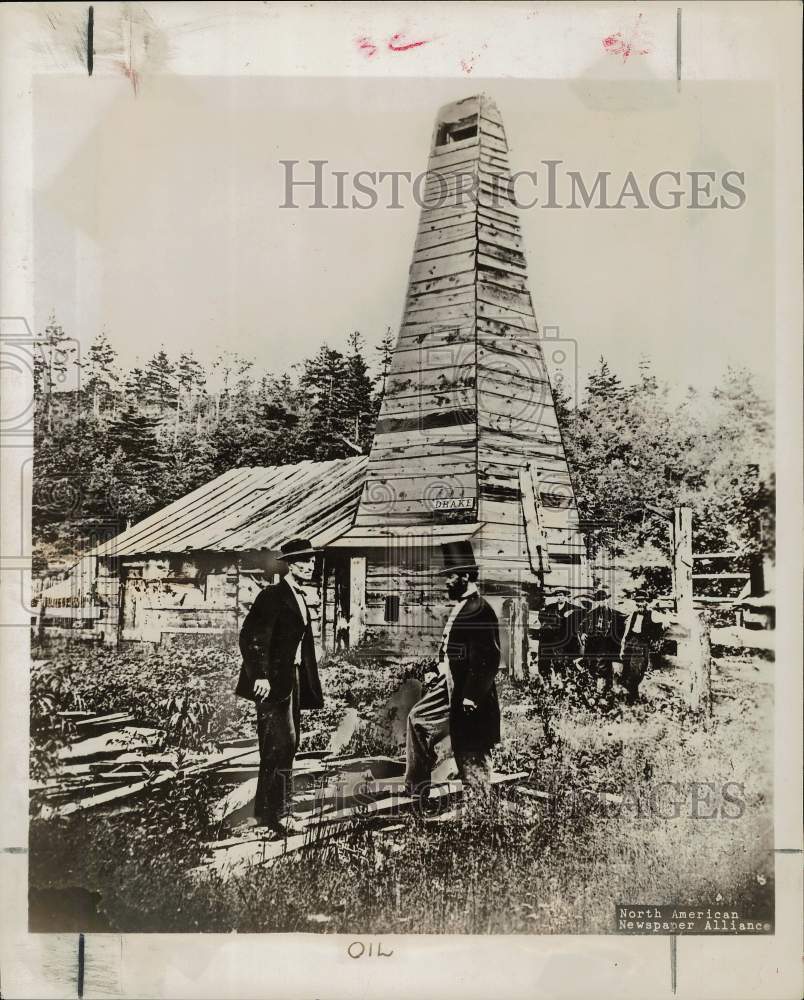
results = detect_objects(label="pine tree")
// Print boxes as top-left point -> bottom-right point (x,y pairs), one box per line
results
101,403 -> 166,521
125,366 -> 147,399
143,349 -> 178,414
294,345 -> 352,461
84,332 -> 119,416
375,326 -> 395,400
235,377 -> 300,470
35,316 -> 78,434
636,355 -> 658,396
174,351 -> 208,440
343,331 -> 376,451
585,356 -> 623,401
551,370 -> 575,440
176,351 -> 207,393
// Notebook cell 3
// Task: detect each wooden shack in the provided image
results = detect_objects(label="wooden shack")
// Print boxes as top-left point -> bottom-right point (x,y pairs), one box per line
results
329,94 -> 590,655
75,458 -> 368,648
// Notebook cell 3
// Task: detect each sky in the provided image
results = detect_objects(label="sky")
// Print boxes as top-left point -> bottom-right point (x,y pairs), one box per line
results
34,75 -> 774,399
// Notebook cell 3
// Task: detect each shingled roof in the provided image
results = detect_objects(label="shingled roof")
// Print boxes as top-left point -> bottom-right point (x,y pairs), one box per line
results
90,457 -> 368,557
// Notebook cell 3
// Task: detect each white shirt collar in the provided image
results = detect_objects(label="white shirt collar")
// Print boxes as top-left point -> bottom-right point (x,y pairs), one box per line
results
455,582 -> 478,604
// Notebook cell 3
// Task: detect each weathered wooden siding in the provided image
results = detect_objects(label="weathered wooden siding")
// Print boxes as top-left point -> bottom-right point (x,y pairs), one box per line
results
362,545 -> 451,655
96,553 -> 328,647
353,96 -> 483,530
471,98 -> 588,597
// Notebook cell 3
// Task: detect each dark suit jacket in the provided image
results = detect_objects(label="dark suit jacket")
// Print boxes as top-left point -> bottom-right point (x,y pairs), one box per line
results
622,609 -> 663,645
444,593 -> 501,754
539,603 -> 581,657
235,578 -> 324,710
579,605 -> 626,657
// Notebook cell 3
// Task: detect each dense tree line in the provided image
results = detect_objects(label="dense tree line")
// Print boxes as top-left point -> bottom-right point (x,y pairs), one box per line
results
33,321 -> 393,567
33,319 -> 773,577
553,356 -> 774,566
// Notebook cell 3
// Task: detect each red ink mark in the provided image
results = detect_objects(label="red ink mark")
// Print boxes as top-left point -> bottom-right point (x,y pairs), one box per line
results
460,43 -> 487,75
387,33 -> 429,53
602,13 -> 650,63
117,60 -> 140,95
356,36 -> 378,58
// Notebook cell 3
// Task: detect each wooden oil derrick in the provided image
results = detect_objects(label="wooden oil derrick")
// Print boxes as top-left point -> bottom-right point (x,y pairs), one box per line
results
335,95 -> 590,654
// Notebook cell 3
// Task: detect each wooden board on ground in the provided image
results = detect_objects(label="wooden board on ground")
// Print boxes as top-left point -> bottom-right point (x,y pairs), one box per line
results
325,708 -> 360,755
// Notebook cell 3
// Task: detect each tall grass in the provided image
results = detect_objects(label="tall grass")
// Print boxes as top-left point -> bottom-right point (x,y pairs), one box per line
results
29,644 -> 773,933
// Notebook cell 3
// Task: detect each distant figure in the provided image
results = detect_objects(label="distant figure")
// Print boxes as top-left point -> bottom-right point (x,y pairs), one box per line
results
335,609 -> 350,651
404,540 -> 501,811
236,538 -> 324,837
579,588 -> 625,693
619,589 -> 665,702
537,588 -> 581,684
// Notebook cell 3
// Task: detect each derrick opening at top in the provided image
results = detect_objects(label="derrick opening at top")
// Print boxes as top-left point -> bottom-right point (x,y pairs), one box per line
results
436,114 -> 478,147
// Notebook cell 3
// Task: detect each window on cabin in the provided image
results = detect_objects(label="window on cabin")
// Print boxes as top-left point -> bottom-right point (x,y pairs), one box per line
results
384,594 -> 400,623
436,115 -> 478,147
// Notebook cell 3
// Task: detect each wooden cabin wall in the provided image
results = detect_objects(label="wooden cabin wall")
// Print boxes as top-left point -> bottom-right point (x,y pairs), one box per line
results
97,552 -> 331,647
114,555 -> 239,642
321,553 -> 352,652
362,546 -> 451,656
96,557 -> 121,644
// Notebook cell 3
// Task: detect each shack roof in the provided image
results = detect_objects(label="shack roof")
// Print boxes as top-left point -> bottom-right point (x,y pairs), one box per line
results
90,457 -> 368,558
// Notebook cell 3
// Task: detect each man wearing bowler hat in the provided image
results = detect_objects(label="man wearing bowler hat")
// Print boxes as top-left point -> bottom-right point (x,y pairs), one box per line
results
578,587 -> 625,693
537,587 -> 581,685
404,539 -> 501,810
236,538 -> 324,835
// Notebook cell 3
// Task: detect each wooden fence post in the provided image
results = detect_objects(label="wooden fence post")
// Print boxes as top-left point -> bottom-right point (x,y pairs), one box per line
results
687,612 -> 712,723
37,597 -> 47,644
673,506 -> 694,624
510,596 -> 528,683
349,556 -> 366,647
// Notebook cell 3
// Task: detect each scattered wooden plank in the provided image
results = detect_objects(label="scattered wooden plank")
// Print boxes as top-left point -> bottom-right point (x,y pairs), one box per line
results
295,749 -> 331,761
76,711 -> 135,728
200,824 -> 348,874
209,766 -> 261,782
326,708 -> 360,755
218,736 -> 259,749
320,755 -> 405,777
41,744 -> 267,819
212,778 -> 259,826
59,727 -> 164,762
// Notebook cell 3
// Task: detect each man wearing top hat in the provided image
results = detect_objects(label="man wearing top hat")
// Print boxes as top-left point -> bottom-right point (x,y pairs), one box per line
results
618,588 -> 665,702
236,538 -> 324,835
404,539 -> 501,809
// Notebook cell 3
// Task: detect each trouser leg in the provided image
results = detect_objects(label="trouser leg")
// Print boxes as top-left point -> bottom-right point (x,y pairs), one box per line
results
593,653 -> 614,690
621,643 -> 649,701
404,680 -> 450,798
254,678 -> 299,824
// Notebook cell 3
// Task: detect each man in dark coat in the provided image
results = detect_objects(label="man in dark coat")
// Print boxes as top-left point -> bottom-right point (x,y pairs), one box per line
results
618,589 -> 665,702
578,588 -> 626,693
404,540 -> 501,809
537,588 -> 581,684
236,538 -> 324,835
